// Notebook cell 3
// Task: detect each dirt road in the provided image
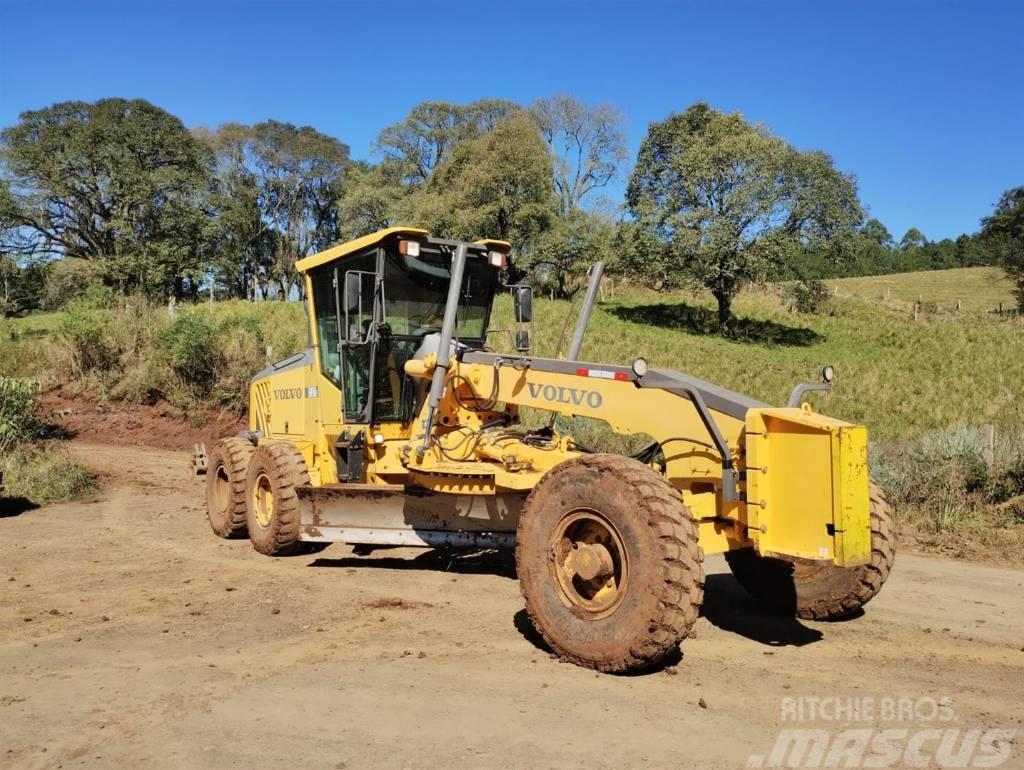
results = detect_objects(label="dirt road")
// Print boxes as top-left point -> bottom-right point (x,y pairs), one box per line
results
2,442 -> 1022,769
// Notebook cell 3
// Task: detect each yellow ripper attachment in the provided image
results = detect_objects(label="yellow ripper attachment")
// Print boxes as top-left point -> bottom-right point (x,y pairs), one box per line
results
744,406 -> 871,567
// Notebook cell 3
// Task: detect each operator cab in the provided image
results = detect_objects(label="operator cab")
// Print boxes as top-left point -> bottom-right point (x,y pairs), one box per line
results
300,229 -> 511,426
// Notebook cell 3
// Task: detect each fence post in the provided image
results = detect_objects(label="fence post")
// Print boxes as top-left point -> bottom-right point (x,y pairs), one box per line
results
983,424 -> 995,470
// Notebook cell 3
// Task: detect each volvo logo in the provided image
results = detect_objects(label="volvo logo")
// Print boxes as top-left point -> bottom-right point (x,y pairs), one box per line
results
273,388 -> 303,400
526,383 -> 603,409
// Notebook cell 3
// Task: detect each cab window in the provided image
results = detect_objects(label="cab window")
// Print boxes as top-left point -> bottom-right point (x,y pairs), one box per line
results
311,266 -> 342,386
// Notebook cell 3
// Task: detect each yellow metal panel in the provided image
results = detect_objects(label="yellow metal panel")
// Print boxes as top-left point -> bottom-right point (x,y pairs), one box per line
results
745,407 -> 873,567
757,413 -> 837,563
295,226 -> 430,273
697,518 -> 741,554
832,426 -> 871,567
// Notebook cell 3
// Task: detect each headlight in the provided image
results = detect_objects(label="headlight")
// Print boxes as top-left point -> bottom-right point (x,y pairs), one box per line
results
632,357 -> 649,378
822,365 -> 835,383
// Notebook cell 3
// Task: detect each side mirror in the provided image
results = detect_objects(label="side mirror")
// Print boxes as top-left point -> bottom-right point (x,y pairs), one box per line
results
515,329 -> 530,352
513,284 -> 533,323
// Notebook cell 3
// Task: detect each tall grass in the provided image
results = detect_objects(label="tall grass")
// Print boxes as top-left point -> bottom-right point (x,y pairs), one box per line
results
0,375 -> 95,506
41,297 -> 306,412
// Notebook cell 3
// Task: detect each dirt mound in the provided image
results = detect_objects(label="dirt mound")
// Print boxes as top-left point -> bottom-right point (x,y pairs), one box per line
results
40,386 -> 247,451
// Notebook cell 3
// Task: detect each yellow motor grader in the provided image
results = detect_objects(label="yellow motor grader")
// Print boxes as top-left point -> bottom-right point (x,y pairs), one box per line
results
201,227 -> 894,673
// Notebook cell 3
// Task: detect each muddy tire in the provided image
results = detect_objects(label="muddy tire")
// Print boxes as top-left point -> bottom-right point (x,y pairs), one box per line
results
725,482 -> 896,620
516,453 -> 704,673
205,437 -> 256,538
245,442 -> 311,556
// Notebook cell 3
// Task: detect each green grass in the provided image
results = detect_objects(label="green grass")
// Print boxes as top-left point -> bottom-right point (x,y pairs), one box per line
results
827,267 -> 1015,314
490,269 -> 1023,443
7,311 -> 62,335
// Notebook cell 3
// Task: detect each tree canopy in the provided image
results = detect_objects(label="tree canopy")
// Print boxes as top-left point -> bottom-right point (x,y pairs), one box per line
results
1,98 -> 211,297
199,120 -> 349,299
980,186 -> 1024,310
625,102 -> 863,332
532,94 -> 627,215
0,95 -> 1011,314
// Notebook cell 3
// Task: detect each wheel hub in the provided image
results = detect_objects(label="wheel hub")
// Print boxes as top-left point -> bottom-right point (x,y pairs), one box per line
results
550,509 -> 627,618
252,472 -> 274,528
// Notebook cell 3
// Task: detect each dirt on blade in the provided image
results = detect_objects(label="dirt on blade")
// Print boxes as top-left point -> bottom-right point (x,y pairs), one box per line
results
0,440 -> 1022,769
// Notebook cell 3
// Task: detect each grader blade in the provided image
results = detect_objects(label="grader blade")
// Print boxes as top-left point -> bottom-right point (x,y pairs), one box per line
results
296,484 -> 524,549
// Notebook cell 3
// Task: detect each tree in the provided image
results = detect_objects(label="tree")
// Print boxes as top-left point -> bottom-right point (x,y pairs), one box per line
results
625,102 -> 863,333
531,95 -> 627,215
374,100 -> 519,185
861,218 -> 894,248
899,227 -> 927,251
529,208 -> 617,298
980,186 -> 1024,311
201,120 -> 350,299
337,160 -> 406,241
0,98 -> 211,298
409,112 -> 555,255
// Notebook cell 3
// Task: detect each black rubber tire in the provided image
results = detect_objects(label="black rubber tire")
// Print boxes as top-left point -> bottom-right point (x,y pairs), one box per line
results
516,453 -> 704,673
245,442 -> 311,556
725,481 -> 896,620
205,437 -> 255,538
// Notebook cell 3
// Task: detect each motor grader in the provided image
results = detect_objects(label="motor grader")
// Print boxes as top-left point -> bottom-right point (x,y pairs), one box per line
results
200,226 -> 895,673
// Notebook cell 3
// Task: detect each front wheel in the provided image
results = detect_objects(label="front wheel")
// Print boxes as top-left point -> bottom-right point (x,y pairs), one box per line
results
516,454 -> 704,673
725,482 -> 896,620
245,442 -> 312,556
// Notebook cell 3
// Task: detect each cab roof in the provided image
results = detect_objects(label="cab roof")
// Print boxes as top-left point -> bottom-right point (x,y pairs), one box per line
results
294,227 -> 512,274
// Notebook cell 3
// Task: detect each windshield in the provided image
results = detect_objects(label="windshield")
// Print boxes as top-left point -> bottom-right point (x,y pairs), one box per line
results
382,249 -> 497,339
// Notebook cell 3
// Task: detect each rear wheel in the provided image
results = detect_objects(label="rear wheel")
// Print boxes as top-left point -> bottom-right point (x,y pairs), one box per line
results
516,454 -> 704,673
205,437 -> 255,538
725,482 -> 895,620
245,442 -> 313,556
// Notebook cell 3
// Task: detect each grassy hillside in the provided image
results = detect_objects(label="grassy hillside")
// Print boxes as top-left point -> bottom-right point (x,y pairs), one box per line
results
496,268 -> 1022,443
828,266 -> 1015,314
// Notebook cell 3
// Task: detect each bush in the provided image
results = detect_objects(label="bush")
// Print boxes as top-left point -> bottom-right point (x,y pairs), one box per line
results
0,376 -> 94,507
873,424 -> 1024,535
784,279 -> 832,314
0,377 -> 43,453
161,313 -> 221,396
58,301 -> 118,373
0,442 -> 95,505
215,325 -> 265,410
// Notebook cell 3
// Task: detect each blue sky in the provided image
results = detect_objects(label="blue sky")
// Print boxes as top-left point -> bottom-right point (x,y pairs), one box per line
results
1,0 -> 1021,241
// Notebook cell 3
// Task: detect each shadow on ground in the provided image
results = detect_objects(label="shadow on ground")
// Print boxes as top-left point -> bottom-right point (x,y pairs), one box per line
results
310,546 -> 517,579
610,303 -> 823,346
512,608 -> 685,674
312,546 -> 825,667
0,497 -> 40,518
700,573 -> 823,646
